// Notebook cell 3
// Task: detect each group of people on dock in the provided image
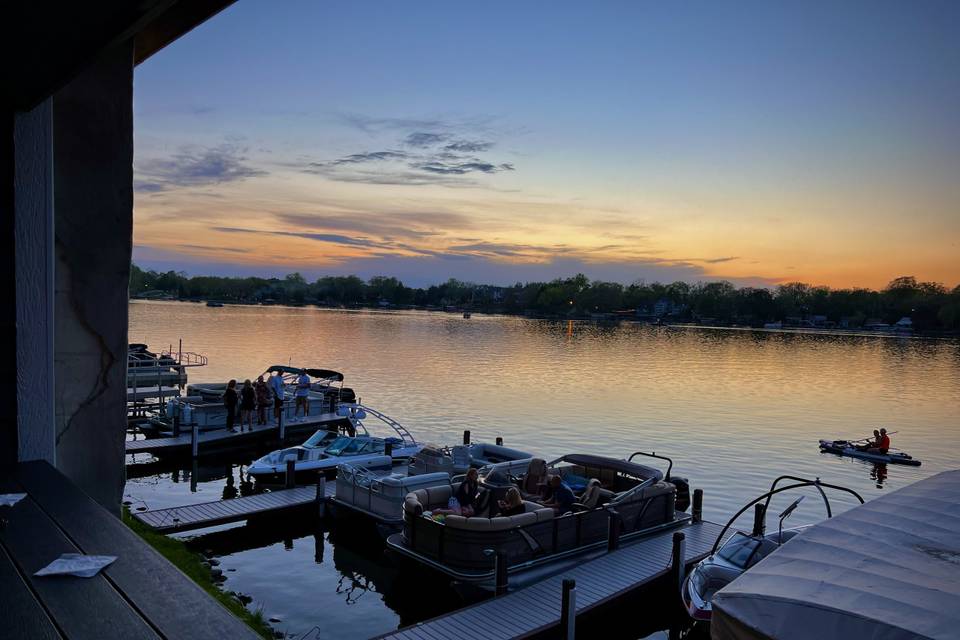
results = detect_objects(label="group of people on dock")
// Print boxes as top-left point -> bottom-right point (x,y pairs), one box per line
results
222,369 -> 314,432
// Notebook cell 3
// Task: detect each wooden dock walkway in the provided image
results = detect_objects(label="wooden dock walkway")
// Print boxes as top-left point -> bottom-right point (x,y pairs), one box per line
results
133,483 -> 336,533
377,519 -> 725,640
125,417 -> 325,456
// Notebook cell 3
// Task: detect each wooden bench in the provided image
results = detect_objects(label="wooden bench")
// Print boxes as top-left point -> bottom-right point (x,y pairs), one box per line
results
0,461 -> 261,639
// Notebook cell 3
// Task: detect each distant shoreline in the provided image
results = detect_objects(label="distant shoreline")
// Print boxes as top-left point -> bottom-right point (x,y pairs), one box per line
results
129,298 -> 960,339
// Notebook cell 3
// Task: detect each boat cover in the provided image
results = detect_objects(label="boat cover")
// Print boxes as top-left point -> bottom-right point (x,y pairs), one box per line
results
265,365 -> 344,381
712,469 -> 960,640
559,454 -> 663,482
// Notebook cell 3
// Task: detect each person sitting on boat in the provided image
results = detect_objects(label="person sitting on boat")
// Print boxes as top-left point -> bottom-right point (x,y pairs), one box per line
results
856,430 -> 881,451
294,369 -> 311,420
542,475 -> 576,515
270,370 -> 285,426
498,487 -> 525,517
434,468 -> 481,517
869,428 -> 891,455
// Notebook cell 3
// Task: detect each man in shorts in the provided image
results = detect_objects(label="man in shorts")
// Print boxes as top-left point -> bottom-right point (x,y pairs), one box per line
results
270,370 -> 285,426
295,369 -> 311,420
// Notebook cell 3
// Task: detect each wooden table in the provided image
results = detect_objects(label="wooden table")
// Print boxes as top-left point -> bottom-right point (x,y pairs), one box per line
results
0,461 -> 261,639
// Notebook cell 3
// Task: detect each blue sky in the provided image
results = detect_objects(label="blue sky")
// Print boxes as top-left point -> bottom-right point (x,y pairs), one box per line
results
133,1 -> 960,288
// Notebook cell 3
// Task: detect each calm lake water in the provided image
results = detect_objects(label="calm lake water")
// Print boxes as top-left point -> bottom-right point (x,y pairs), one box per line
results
126,300 -> 960,638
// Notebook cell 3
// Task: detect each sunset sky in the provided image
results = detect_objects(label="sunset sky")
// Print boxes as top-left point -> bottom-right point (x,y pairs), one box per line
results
133,1 -> 960,289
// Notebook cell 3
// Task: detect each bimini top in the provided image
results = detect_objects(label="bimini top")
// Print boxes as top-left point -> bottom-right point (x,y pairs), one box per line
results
555,454 -> 663,483
265,365 -> 344,381
712,469 -> 960,640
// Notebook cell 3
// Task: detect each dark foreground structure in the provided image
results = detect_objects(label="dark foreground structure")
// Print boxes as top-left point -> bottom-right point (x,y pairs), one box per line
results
2,3 -> 264,638
712,469 -> 960,640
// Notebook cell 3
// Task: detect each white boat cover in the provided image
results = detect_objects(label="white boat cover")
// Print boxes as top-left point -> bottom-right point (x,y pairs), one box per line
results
712,470 -> 960,640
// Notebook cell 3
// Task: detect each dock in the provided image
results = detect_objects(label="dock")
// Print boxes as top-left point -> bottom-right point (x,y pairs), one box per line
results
377,519 -> 724,640
125,415 -> 331,457
133,483 -> 336,533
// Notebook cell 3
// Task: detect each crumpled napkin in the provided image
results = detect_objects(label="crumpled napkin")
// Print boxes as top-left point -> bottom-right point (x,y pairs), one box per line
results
0,493 -> 27,507
35,553 -> 117,578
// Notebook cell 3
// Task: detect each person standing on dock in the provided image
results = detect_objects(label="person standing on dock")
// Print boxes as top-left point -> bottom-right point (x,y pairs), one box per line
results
255,375 -> 270,425
270,370 -> 286,426
223,379 -> 239,432
294,368 -> 311,421
240,379 -> 256,432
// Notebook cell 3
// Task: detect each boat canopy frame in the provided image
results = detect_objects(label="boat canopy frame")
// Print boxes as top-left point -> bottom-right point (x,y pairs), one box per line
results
264,365 -> 344,382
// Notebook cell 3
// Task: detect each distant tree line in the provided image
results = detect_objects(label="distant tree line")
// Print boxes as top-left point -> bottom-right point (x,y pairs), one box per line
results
130,265 -> 960,331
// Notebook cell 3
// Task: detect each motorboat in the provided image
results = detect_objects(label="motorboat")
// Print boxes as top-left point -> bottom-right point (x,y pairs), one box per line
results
247,405 -> 421,485
819,439 -> 921,466
332,441 -> 535,537
386,452 -> 692,590
145,365 -> 355,435
684,528 -> 804,622
683,476 -> 864,623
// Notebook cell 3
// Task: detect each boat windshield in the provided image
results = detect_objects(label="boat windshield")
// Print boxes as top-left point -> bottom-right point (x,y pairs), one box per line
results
322,436 -> 355,456
717,533 -> 777,569
303,431 -> 337,448
329,438 -> 384,457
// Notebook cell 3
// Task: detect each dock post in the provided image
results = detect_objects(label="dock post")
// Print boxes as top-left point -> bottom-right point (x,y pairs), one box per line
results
607,509 -> 620,552
495,436 -> 503,446
463,430 -> 471,445
316,477 -> 326,518
560,578 -> 576,640
671,531 -> 687,595
285,459 -> 296,489
692,489 -> 703,523
752,503 -> 766,536
279,408 -> 286,442
384,441 -> 394,458
173,408 -> 180,438
494,550 -> 508,596
191,423 -> 199,458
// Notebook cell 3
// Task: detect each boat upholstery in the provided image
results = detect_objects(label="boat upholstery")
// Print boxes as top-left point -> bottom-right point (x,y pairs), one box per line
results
519,458 -> 547,496
444,502 -> 554,531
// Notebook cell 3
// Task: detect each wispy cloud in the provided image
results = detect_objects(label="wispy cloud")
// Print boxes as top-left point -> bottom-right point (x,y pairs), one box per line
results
308,114 -> 513,187
703,256 -> 740,264
135,144 -> 266,192
404,132 -> 450,147
415,161 -> 514,175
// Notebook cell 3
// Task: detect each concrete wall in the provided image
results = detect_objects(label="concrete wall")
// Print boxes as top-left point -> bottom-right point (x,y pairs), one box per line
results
52,43 -> 134,513
14,99 -> 56,464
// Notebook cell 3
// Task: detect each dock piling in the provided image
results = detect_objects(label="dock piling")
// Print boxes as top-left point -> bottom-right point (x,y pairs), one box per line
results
316,477 -> 326,518
191,424 -> 199,458
279,408 -> 286,442
285,459 -> 296,489
692,488 -> 703,523
495,436 -> 503,446
671,531 -> 687,594
752,503 -> 766,536
463,430 -> 471,445
495,550 -> 508,596
384,441 -> 393,458
173,408 -> 180,438
607,509 -> 620,551
560,578 -> 577,640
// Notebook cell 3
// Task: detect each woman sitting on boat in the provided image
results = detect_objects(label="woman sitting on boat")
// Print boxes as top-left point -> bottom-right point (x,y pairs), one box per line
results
868,428 -> 891,455
497,487 -> 525,517
433,468 -> 481,517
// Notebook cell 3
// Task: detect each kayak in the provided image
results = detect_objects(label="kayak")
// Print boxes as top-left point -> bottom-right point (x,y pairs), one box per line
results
819,440 -> 921,466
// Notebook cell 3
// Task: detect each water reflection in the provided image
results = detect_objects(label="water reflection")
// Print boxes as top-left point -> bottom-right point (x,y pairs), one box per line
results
126,302 -> 960,638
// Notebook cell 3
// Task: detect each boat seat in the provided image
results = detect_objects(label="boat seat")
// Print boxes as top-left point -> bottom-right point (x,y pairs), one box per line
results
519,458 -> 548,498
444,505 -> 554,531
572,479 -> 603,511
